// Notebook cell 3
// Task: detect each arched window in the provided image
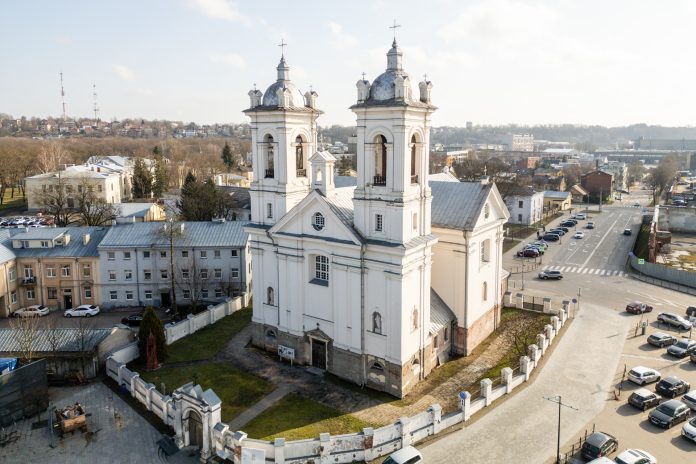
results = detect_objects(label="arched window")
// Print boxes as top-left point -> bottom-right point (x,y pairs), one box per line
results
265,329 -> 277,341
410,134 -> 418,184
412,308 -> 419,331
373,135 -> 387,186
295,135 -> 305,176
266,286 -> 274,305
481,239 -> 490,263
264,135 -> 275,178
482,281 -> 488,301
372,311 -> 382,334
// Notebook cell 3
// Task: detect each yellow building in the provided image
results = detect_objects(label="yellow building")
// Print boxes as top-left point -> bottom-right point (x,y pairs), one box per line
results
543,190 -> 572,211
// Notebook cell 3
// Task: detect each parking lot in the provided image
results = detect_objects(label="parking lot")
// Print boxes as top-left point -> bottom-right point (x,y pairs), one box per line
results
560,313 -> 696,462
0,306 -> 170,329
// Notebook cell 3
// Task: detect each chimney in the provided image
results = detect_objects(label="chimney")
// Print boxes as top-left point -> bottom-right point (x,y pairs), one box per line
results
180,223 -> 185,234
82,233 -> 90,245
480,175 -> 490,185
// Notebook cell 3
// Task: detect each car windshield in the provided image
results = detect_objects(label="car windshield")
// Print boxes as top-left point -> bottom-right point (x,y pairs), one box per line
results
656,404 -> 676,415
583,442 -> 601,453
675,341 -> 690,349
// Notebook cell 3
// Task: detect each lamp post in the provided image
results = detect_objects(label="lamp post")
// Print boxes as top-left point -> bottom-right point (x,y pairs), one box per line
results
543,395 -> 579,464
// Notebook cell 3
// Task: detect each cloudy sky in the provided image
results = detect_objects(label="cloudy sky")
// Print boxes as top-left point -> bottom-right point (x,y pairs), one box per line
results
2,0 -> 695,127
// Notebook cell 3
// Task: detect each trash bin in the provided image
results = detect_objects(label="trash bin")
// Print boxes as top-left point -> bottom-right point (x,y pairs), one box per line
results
641,321 -> 648,335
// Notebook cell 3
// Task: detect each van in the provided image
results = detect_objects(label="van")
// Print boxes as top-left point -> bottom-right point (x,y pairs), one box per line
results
383,446 -> 422,464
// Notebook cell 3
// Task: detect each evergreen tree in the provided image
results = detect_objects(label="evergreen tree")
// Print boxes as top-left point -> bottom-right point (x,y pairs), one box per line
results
137,306 -> 168,363
177,174 -> 231,221
152,156 -> 169,197
131,157 -> 153,198
152,145 -> 161,157
221,142 -> 234,170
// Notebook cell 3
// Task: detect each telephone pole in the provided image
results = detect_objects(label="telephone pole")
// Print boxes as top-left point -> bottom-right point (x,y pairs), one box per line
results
543,395 -> 579,464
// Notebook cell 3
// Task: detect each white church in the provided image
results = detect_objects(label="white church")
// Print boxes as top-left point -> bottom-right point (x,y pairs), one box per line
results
244,40 -> 510,397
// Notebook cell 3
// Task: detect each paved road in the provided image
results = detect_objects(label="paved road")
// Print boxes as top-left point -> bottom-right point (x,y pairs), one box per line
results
421,194 -> 695,463
0,307 -> 169,329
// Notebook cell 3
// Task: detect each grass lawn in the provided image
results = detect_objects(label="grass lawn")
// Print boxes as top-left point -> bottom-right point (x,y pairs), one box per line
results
167,307 -> 252,363
241,393 -> 376,440
0,189 -> 26,213
139,362 -> 273,422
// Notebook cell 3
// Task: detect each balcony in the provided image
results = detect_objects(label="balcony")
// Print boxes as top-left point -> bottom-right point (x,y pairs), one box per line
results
410,174 -> 419,184
296,168 -> 307,177
373,175 -> 387,186
21,276 -> 36,286
264,169 -> 275,179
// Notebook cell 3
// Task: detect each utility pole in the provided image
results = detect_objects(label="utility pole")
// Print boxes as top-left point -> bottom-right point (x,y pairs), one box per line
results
543,395 -> 579,464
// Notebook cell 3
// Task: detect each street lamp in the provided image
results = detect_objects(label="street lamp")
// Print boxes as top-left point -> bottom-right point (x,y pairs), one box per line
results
543,395 -> 578,464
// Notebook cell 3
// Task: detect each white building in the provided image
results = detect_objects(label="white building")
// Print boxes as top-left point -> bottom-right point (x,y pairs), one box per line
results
97,220 -> 250,309
502,134 -> 534,152
505,186 -> 544,225
244,41 -> 508,397
599,161 -> 628,191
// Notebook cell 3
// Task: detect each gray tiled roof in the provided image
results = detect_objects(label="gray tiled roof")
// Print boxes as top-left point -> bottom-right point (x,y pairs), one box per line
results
430,181 -> 493,231
1,227 -> 109,258
98,221 -> 249,249
324,187 -> 356,231
0,328 -> 111,353
543,190 -> 571,199
0,230 -> 15,264
11,228 -> 70,241
116,203 -> 156,218
430,289 -> 455,334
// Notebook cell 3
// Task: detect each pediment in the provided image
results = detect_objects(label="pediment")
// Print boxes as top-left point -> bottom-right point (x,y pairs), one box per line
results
471,185 -> 510,229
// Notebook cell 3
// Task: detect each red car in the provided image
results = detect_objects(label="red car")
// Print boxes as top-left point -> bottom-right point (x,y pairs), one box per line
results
517,248 -> 540,258
625,302 -> 653,314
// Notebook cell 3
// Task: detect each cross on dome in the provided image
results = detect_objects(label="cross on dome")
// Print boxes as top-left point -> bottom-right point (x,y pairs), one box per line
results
389,19 -> 401,41
278,38 -> 287,57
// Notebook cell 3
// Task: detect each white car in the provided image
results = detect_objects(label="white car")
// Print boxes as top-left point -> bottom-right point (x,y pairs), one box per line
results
383,446 -> 422,464
628,366 -> 661,386
683,390 -> 696,411
683,417 -> 696,443
64,304 -> 100,318
613,449 -> 657,464
576,213 -> 587,220
657,312 -> 693,330
574,231 -> 585,239
13,304 -> 50,317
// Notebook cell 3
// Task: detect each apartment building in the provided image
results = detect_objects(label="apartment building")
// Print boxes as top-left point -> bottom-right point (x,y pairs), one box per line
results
97,220 -> 250,309
0,233 -> 19,317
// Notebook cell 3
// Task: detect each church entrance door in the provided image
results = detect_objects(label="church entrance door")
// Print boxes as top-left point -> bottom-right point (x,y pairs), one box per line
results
311,339 -> 327,370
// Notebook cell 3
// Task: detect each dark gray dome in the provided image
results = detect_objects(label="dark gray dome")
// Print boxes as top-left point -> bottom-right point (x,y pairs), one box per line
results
369,70 -> 412,102
262,80 -> 305,107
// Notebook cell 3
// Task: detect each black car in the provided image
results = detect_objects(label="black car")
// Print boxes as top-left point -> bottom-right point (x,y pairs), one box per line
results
687,306 -> 696,318
543,233 -> 560,242
121,313 -> 144,327
560,221 -> 576,228
655,376 -> 691,398
666,338 -> 696,358
581,431 -> 618,460
648,399 -> 691,428
549,228 -> 566,236
647,332 -> 677,348
628,388 -> 661,411
556,226 -> 570,232
623,228 -> 632,236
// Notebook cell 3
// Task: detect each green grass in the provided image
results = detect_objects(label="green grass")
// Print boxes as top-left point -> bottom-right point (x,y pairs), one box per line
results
139,362 -> 273,422
0,189 -> 25,213
241,393 -> 377,440
167,307 -> 252,363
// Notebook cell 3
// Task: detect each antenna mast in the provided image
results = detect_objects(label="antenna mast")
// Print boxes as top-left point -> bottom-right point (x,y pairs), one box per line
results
92,83 -> 100,121
60,72 -> 67,120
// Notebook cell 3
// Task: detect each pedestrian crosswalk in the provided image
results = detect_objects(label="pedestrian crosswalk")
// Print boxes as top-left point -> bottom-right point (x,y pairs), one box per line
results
543,265 -> 628,277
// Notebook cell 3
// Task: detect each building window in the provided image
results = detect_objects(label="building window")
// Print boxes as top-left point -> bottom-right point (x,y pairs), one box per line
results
482,281 -> 488,301
108,270 -> 116,281
183,290 -> 191,299
372,312 -> 382,334
412,212 -> 418,230
444,327 -> 449,342
160,251 -> 167,258
48,287 -> 57,299
410,134 -> 418,182
8,266 -> 16,282
21,240 -> 29,248
160,269 -> 168,279
373,134 -> 387,185
107,251 -> 115,260
412,308 -> 419,331
46,266 -> 56,278
181,250 -> 189,258
434,335 -> 439,348
214,268 -> 222,279
126,291 -> 134,300
295,135 -> 305,173
182,269 -> 190,279
144,290 -> 152,300
10,291 -> 17,305
24,266 -> 33,278
123,251 -> 131,260
312,212 -> 325,231
201,269 -> 208,279
82,264 -> 91,278
124,270 -> 133,281
110,291 -> 117,300
143,251 -> 151,258
266,203 -> 273,219
144,270 -> 152,280
215,288 -> 223,298
84,286 -> 92,299
231,250 -> 238,257
214,250 -> 221,259
314,255 -> 329,283
61,265 -> 70,277
481,239 -> 490,263
375,214 -> 383,232
231,268 -> 239,278
201,288 -> 208,298
26,289 -> 35,300
266,287 -> 274,305
517,213 -> 522,222
41,240 -> 49,248
518,200 -> 524,208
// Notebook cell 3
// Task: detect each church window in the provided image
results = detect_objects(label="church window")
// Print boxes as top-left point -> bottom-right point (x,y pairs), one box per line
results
267,203 -> 273,219
372,312 -> 382,334
517,213 -> 522,222
373,135 -> 387,186
481,239 -> 490,262
375,214 -> 383,232
264,134 -> 275,178
434,335 -> 439,348
412,213 -> 418,231
410,135 -> 418,184
314,255 -> 329,282
412,308 -> 419,331
295,135 -> 306,176
482,281 -> 488,301
266,286 -> 274,305
312,212 -> 325,231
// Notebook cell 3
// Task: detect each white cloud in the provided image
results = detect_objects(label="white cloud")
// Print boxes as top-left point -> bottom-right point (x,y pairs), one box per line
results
325,21 -> 358,49
112,64 -> 135,81
187,0 -> 250,25
210,53 -> 247,69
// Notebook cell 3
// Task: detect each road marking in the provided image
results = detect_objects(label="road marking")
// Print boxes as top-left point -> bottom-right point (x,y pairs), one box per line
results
600,270 -> 607,275
581,215 -> 621,268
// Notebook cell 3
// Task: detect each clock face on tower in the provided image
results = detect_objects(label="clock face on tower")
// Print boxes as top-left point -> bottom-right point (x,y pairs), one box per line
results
312,212 -> 325,231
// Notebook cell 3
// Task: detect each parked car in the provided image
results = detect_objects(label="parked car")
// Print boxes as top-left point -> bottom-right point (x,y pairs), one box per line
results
383,446 -> 422,464
628,388 -> 661,411
683,417 -> 696,443
649,399 -> 691,428
562,219 -> 578,226
533,240 -> 549,248
623,228 -> 632,236
625,302 -> 653,315
517,248 -> 540,258
576,213 -> 587,220
581,431 -> 619,461
13,304 -> 50,317
121,313 -> 144,327
667,338 -> 696,358
574,231 -> 585,239
586,221 -> 595,229
524,246 -> 544,255
683,390 -> 696,411
647,332 -> 677,348
587,458 -> 614,464
526,244 -> 546,253
538,270 -> 563,280
613,449 -> 657,464
64,304 -> 100,318
687,306 -> 696,318
628,366 -> 661,385
555,226 -> 571,232
656,376 -> 691,398
543,233 -> 560,242
550,228 -> 566,236
657,312 -> 693,330
633,202 -> 641,207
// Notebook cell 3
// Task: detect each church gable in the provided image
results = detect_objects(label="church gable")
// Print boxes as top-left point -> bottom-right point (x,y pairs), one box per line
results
469,184 -> 509,231
269,191 -> 362,246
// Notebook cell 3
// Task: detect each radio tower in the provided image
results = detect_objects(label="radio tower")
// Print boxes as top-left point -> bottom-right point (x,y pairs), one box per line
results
92,83 -> 100,121
59,72 -> 67,120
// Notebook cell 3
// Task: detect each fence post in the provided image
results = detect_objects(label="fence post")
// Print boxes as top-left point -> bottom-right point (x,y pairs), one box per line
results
544,324 -> 554,344
459,391 -> 472,421
516,293 -> 524,309
543,297 -> 552,312
503,291 -> 512,306
536,333 -> 547,355
501,367 -> 514,393
551,315 -> 561,332
362,428 -> 375,462
481,378 -> 493,406
429,404 -> 443,434
529,344 -> 541,367
399,416 -> 412,447
319,433 -> 331,464
520,355 -> 533,381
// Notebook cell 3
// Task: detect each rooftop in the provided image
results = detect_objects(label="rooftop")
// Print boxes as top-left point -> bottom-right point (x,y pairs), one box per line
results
1,227 -> 108,258
98,220 -> 249,249
429,180 -> 494,231
543,191 -> 571,199
0,327 -> 112,353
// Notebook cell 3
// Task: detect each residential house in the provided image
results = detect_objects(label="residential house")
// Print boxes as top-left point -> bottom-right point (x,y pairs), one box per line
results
114,202 -> 166,223
532,174 -> 566,192
569,184 -> 589,204
504,186 -> 544,225
543,191 -> 572,211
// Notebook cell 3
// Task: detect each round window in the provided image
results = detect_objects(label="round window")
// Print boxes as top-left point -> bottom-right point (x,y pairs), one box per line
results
312,212 -> 325,231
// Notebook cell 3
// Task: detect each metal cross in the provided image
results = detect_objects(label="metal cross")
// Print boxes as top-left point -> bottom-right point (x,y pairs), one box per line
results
253,83 -> 257,91
278,38 -> 287,57
389,19 -> 401,39
361,72 -> 366,80
423,73 -> 428,82
309,84 -> 313,92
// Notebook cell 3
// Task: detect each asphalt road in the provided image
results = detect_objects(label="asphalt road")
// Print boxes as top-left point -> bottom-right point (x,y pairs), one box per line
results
0,307 -> 169,329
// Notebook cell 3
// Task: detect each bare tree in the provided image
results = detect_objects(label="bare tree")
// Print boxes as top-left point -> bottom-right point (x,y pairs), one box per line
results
75,179 -> 120,226
37,141 -> 69,173
74,317 -> 99,377
158,219 -> 186,317
175,256 -> 222,312
42,316 -> 62,374
10,315 -> 41,364
33,173 -> 79,226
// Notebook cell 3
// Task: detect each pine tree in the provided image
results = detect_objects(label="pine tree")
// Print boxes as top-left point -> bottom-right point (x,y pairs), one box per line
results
221,142 -> 234,170
152,157 -> 169,198
137,306 -> 168,363
131,158 -> 153,198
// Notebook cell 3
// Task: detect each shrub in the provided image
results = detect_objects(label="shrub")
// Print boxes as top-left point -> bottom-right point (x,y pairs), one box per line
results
137,306 -> 168,363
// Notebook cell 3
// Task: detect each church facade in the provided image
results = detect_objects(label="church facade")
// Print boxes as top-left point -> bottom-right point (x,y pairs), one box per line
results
244,41 -> 508,397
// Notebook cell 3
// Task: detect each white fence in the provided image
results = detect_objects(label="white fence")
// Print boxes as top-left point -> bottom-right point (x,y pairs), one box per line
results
106,306 -> 569,464
165,294 -> 248,344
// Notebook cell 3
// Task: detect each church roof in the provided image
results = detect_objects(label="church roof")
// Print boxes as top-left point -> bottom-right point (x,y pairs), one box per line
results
430,180 -> 493,231
324,187 -> 357,231
430,289 -> 455,335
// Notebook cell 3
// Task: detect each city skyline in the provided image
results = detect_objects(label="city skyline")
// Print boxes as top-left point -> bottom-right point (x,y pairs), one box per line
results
2,0 -> 696,127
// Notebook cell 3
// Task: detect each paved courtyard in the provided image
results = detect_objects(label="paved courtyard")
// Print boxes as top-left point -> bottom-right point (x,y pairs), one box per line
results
0,381 -> 198,464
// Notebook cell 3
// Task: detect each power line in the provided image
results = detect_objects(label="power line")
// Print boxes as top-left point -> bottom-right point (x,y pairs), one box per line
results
543,395 -> 579,464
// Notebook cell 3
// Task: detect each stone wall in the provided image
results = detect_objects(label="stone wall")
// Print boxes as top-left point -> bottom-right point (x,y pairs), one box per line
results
165,293 -> 248,344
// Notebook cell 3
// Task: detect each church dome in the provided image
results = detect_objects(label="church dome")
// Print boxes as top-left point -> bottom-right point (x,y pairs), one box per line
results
261,56 -> 306,107
368,40 -> 413,102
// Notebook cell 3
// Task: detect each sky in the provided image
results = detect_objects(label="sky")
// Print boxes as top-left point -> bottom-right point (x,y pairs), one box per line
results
2,0 -> 696,127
